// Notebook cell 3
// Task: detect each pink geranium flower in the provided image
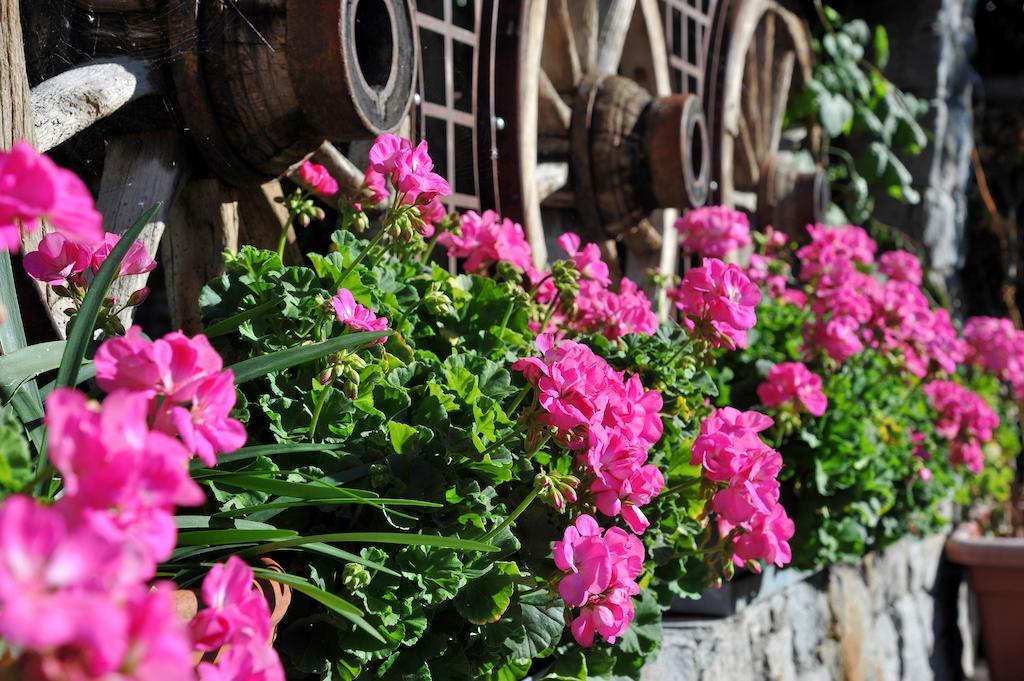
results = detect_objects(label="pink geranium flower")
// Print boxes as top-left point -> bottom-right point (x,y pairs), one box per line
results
439,209 -> 534,273
675,205 -> 752,257
729,504 -> 795,570
0,141 -> 103,251
93,329 -> 246,465
191,557 -> 272,651
331,288 -> 389,343
368,134 -> 451,207
924,380 -> 999,473
757,362 -> 828,416
558,232 -> 610,285
878,249 -> 923,285
22,231 -> 92,285
90,232 -> 158,276
963,316 -> 1024,397
298,160 -> 339,196
553,516 -> 645,647
670,258 -> 761,348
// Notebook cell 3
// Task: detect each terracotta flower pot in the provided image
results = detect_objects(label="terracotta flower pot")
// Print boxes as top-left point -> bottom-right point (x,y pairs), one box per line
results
946,522 -> 1024,681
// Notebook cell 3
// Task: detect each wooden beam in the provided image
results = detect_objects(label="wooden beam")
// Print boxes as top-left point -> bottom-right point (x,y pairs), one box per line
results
97,132 -> 192,332
162,179 -> 240,334
0,0 -> 33,150
31,57 -> 158,153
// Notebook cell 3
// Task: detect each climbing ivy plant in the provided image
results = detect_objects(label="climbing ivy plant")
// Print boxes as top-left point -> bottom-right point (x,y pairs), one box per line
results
789,2 -> 929,225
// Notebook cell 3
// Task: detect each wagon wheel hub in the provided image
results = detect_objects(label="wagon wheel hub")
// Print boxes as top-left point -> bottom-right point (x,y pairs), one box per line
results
571,74 -> 709,252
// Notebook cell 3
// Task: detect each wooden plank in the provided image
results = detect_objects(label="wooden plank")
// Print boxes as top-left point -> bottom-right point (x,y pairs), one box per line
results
0,0 -> 33,151
595,0 -> 637,75
162,179 -> 240,334
96,132 -> 192,332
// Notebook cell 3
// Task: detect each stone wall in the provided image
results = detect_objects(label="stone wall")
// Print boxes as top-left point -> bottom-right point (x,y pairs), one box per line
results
642,534 -> 969,681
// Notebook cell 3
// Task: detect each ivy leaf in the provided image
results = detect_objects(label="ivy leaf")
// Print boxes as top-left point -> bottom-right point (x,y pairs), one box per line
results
874,25 -> 890,69
818,91 -> 854,137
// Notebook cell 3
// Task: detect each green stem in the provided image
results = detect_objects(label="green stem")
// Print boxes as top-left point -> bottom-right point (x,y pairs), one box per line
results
480,484 -> 543,543
276,213 -> 295,260
336,226 -> 389,286
420,229 -> 443,264
505,384 -> 533,416
308,379 -> 335,440
478,425 -> 525,461
539,291 -> 561,332
498,300 -> 516,333
665,477 -> 702,496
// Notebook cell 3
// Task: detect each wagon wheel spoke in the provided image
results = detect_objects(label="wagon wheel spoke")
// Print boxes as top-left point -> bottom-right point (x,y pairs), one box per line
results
743,30 -> 763,159
542,0 -> 583,91
536,161 -> 571,203
538,69 -> 572,136
596,0 -> 637,75
569,0 -> 600,74
767,50 -> 796,155
759,11 -> 776,152
736,110 -> 760,187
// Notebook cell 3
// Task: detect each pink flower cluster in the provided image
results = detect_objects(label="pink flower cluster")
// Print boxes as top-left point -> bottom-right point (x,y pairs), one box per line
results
669,257 -> 761,348
515,335 -> 664,643
757,362 -> 828,417
298,160 -> 339,196
924,381 -> 999,473
963,316 -> 1024,397
796,226 -> 964,374
553,515 -> 644,647
332,288 -> 389,343
438,209 -> 534,273
194,557 -> 285,681
550,233 -> 658,340
368,134 -> 451,228
675,206 -> 752,257
25,231 -> 156,292
0,331 -> 277,679
691,408 -> 794,570
94,328 -> 247,466
0,141 -> 103,252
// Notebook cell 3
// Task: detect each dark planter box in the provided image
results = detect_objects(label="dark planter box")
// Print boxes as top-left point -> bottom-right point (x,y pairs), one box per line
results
668,564 -> 818,617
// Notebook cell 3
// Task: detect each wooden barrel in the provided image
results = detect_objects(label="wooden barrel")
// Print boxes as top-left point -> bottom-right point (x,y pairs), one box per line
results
66,0 -> 417,185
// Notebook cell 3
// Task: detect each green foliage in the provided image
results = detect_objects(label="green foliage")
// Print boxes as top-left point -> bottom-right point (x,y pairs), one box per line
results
789,5 -> 928,223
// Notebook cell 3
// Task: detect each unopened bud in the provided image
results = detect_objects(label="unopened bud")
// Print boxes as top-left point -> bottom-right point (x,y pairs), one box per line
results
127,287 -> 150,307
341,563 -> 372,592
297,213 -> 311,228
315,207 -> 326,221
318,368 -> 334,386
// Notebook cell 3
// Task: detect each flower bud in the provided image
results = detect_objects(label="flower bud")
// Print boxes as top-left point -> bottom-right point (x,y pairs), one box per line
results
423,284 -> 454,317
297,213 -> 311,228
341,563 -> 372,592
127,287 -> 150,307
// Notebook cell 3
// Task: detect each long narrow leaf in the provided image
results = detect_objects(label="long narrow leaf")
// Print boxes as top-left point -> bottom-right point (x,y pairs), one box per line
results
176,528 -> 297,546
250,567 -> 385,643
188,442 -> 346,471
242,532 -> 499,555
55,205 -> 159,390
213,498 -> 442,518
0,250 -> 43,447
229,330 -> 390,384
0,341 -> 66,401
174,515 -> 284,530
277,542 -> 399,576
203,297 -> 284,338
210,474 -> 380,501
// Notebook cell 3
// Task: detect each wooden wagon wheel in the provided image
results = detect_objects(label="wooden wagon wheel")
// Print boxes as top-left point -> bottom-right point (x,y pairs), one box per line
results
712,0 -> 828,233
492,0 -> 711,277
12,0 -> 420,335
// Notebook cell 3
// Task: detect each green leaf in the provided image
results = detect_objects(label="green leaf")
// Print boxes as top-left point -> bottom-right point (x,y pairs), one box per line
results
229,331 -> 391,384
250,567 -> 386,643
203,296 -> 284,338
241,532 -> 500,556
176,528 -> 298,546
190,442 -> 346,470
173,515 -> 284,530
0,341 -> 67,401
511,590 -> 565,660
56,204 -> 160,391
388,422 -> 419,455
0,251 -> 30,355
208,473 -> 382,502
453,562 -> 518,624
874,25 -> 890,69
0,411 -> 31,491
819,91 -> 854,138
